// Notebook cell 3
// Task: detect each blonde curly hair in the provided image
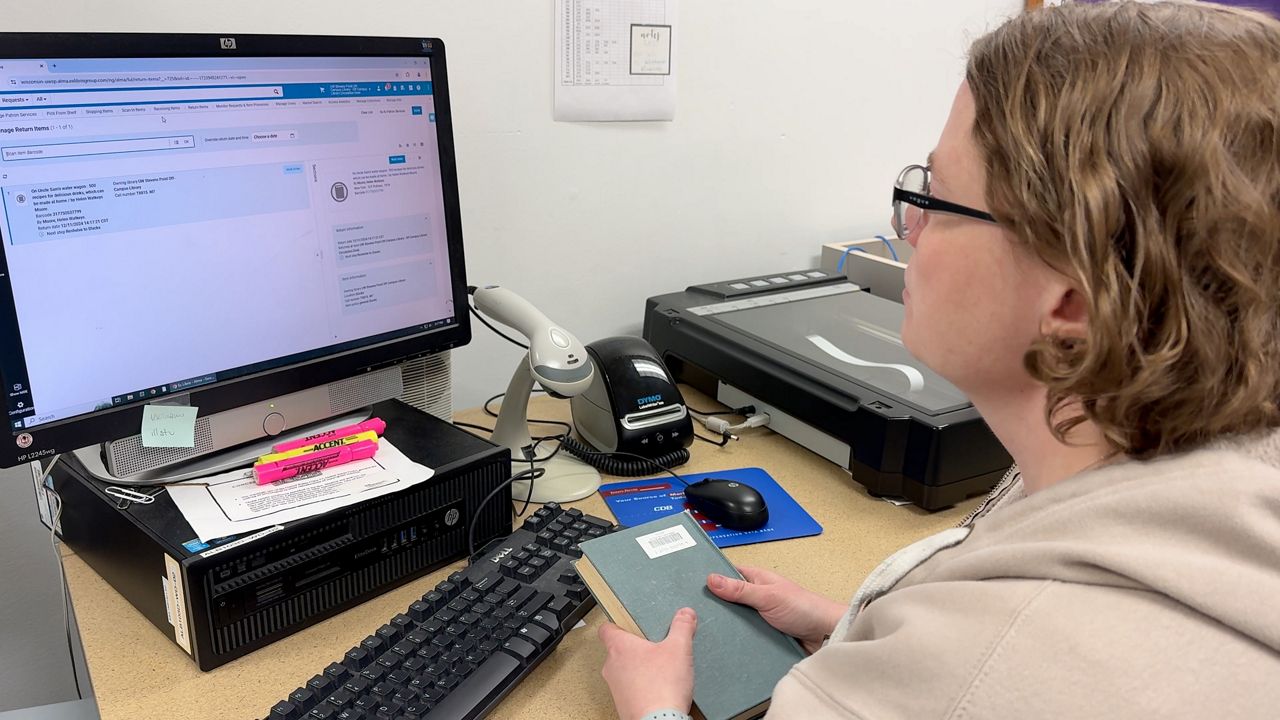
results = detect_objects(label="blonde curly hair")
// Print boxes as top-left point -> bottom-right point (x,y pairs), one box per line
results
966,1 -> 1280,458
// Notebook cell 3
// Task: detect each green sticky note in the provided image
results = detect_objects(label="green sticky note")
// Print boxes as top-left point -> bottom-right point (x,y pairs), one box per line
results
141,405 -> 198,448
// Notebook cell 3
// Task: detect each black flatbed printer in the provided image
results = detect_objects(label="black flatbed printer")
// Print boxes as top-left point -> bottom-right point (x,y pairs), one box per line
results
643,270 -> 1011,510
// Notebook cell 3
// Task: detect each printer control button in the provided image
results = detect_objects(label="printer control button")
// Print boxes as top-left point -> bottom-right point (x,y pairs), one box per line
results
549,328 -> 571,349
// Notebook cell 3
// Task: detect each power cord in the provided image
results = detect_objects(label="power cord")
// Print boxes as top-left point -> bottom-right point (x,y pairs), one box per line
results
467,466 -> 545,563
467,301 -> 528,351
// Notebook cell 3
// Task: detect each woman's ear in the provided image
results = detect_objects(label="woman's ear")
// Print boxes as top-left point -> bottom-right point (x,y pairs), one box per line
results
1041,285 -> 1090,340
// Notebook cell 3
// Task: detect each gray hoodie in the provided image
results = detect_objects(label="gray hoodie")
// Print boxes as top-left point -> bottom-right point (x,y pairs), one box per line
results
768,429 -> 1280,718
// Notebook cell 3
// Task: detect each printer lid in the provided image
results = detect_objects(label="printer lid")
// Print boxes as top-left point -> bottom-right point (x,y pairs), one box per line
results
687,284 -> 969,416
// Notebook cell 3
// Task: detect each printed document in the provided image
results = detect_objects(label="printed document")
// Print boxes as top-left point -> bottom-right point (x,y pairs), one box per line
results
555,0 -> 678,121
167,439 -> 433,541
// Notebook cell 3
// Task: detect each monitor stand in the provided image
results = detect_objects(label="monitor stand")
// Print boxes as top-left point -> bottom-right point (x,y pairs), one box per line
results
75,409 -> 370,485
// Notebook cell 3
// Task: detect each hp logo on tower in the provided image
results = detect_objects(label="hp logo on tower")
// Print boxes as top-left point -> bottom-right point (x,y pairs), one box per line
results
220,37 -> 237,50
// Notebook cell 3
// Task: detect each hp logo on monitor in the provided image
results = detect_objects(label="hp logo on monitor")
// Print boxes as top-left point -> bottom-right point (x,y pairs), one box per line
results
220,37 -> 237,50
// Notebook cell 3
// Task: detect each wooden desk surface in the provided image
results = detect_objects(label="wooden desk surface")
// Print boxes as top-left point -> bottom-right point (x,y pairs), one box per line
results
63,391 -> 979,719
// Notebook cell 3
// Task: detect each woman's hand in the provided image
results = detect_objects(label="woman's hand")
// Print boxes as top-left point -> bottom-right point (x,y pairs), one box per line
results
598,607 -> 698,720
708,567 -> 846,654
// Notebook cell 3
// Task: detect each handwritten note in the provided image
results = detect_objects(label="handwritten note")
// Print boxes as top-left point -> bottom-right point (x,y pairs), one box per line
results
630,24 -> 671,75
141,405 -> 197,448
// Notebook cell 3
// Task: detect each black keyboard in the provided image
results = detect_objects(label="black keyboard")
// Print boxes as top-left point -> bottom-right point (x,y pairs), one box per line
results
266,503 -> 616,720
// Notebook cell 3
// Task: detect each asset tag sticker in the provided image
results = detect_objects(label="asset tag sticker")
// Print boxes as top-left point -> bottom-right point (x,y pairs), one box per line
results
164,553 -> 192,654
636,524 -> 696,559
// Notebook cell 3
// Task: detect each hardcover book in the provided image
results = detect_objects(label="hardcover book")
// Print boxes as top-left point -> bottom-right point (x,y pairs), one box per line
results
576,512 -> 806,720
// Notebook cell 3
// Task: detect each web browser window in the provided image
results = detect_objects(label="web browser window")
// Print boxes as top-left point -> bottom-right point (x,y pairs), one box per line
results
0,57 -> 455,430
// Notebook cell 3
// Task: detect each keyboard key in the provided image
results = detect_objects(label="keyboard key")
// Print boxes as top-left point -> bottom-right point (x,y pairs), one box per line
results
307,674 -> 337,696
269,700 -> 300,720
434,581 -> 459,599
470,571 -> 502,593
500,636 -> 539,663
419,591 -> 446,612
374,624 -> 400,644
389,614 -> 415,634
567,584 -> 590,602
516,592 -> 551,619
343,647 -> 371,671
307,705 -> 338,719
531,612 -> 560,633
342,676 -> 370,696
336,709 -> 365,720
325,689 -> 356,708
435,674 -> 461,691
521,515 -> 545,532
359,636 -> 386,657
546,596 -> 572,616
324,663 -> 350,682
503,586 -> 535,610
288,687 -> 317,711
582,516 -> 612,530
517,623 -> 553,649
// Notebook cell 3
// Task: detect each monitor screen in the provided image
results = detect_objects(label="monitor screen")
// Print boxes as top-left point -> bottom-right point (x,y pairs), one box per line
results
0,34 -> 470,469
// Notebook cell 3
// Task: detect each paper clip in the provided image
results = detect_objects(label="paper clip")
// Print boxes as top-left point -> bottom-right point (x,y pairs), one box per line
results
105,486 -> 159,509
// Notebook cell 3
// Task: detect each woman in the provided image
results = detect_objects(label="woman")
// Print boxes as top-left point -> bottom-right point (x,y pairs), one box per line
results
598,3 -> 1280,718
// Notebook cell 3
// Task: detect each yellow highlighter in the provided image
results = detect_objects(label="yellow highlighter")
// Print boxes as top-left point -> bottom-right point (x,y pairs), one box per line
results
255,430 -> 379,465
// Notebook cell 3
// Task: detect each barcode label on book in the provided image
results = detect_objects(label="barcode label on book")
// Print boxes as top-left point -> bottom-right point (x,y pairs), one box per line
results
636,524 -> 696,559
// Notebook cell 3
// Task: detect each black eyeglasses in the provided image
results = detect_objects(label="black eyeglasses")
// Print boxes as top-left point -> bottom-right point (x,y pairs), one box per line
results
892,164 -> 998,242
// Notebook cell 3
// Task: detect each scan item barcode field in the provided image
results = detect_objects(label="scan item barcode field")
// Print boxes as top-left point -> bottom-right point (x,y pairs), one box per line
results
636,523 -> 696,559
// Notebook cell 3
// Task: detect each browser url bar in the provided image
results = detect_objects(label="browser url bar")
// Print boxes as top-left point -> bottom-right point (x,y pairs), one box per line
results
0,86 -> 284,108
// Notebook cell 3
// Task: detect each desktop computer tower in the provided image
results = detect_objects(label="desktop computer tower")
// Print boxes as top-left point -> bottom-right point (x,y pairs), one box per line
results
51,400 -> 512,671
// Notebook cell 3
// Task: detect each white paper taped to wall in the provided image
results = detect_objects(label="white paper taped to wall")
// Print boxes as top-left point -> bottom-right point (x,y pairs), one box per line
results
554,0 -> 678,121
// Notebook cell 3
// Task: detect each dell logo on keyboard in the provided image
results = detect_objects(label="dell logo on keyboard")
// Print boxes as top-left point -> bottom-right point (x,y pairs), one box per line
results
219,37 -> 237,50
490,546 -> 514,563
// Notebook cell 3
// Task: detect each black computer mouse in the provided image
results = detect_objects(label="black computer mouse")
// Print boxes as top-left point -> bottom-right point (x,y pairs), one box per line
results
683,478 -> 769,531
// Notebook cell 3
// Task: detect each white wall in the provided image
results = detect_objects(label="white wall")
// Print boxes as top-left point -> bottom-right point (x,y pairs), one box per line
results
3,0 -> 1019,410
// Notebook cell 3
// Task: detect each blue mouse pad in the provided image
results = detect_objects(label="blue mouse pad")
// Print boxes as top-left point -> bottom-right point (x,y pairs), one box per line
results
597,467 -> 822,548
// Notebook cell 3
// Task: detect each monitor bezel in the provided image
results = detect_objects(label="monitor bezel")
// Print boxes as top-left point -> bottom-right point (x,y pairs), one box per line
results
0,33 -> 471,468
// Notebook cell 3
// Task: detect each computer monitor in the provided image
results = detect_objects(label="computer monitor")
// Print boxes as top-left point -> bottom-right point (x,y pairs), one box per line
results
0,33 -> 471,476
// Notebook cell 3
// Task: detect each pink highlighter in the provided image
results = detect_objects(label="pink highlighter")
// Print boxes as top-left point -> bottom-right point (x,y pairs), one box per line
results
254,439 -> 379,484
270,417 -> 386,453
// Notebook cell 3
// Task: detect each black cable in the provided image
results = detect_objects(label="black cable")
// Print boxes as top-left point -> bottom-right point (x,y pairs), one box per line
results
694,430 -> 731,447
468,302 -> 528,350
482,391 -> 574,435
514,433 -> 569,517
556,436 -> 691,484
468,467 -> 543,563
